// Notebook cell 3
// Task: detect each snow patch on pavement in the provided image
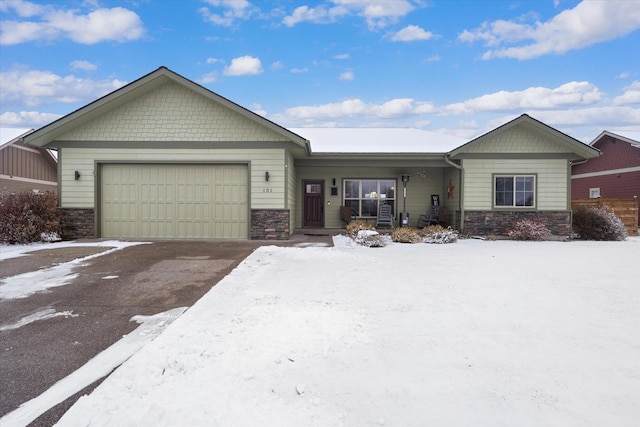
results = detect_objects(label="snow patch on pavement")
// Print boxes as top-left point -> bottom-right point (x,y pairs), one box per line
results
0,307 -> 78,332
0,307 -> 187,427
0,241 -> 149,300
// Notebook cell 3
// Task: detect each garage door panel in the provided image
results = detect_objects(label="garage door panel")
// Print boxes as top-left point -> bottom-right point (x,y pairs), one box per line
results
101,164 -> 248,239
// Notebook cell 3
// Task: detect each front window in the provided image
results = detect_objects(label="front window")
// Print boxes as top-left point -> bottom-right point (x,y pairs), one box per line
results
495,175 -> 535,207
589,187 -> 600,198
344,179 -> 396,217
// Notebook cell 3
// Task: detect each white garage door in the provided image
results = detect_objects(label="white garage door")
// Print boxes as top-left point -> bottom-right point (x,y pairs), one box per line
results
101,164 -> 248,239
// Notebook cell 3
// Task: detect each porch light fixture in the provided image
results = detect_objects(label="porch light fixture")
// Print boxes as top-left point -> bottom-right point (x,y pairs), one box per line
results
74,170 -> 80,180
400,174 -> 410,225
265,171 -> 270,181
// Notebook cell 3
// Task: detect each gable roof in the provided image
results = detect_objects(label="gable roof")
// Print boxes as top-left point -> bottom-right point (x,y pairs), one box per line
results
590,130 -> 640,148
22,66 -> 309,152
0,129 -> 57,166
448,114 -> 600,160
288,127 -> 467,154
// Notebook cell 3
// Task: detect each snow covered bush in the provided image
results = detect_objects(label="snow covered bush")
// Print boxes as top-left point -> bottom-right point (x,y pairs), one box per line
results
0,191 -> 62,244
507,219 -> 552,241
391,226 -> 422,243
355,229 -> 388,247
572,206 -> 628,241
421,225 -> 459,244
346,220 -> 375,239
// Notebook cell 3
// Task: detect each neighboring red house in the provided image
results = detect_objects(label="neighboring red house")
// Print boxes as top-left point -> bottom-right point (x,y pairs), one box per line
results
571,131 -> 640,223
0,130 -> 58,194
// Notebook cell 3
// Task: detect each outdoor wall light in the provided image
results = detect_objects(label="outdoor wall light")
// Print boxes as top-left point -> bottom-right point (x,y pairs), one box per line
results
74,170 -> 80,180
265,171 -> 270,181
332,178 -> 336,186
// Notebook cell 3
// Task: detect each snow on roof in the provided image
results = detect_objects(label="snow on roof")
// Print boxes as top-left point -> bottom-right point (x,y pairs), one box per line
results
288,128 -> 468,154
0,128 -> 33,146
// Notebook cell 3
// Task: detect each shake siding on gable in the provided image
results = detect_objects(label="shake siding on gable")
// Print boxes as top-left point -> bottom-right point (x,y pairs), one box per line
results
60,82 -> 285,143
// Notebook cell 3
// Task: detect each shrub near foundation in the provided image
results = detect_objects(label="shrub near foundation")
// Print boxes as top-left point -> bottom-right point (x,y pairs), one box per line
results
507,219 -> 552,241
572,206 -> 627,241
421,225 -> 459,244
0,191 -> 62,244
391,227 -> 422,243
345,220 -> 375,239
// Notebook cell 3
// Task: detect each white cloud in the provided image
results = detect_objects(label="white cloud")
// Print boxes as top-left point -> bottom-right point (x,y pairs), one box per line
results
206,57 -> 223,64
0,0 -> 46,18
70,60 -> 97,71
0,68 -> 127,107
531,106 -> 640,128
459,0 -> 640,60
199,72 -> 218,84
223,56 -> 263,76
291,67 -> 309,74
283,0 -> 416,29
333,0 -> 416,29
277,97 -> 436,122
0,111 -> 61,127
199,0 -> 254,26
282,5 -> 348,27
0,3 -> 145,45
334,53 -> 350,59
270,61 -> 285,71
339,71 -> 354,81
613,81 -> 640,105
391,25 -> 433,42
443,81 -> 602,115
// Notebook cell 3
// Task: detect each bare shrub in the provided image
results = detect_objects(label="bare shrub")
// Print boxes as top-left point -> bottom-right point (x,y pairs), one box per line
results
0,191 -> 61,244
421,225 -> 459,244
572,206 -> 627,241
391,226 -> 422,243
346,220 -> 375,239
507,219 -> 552,241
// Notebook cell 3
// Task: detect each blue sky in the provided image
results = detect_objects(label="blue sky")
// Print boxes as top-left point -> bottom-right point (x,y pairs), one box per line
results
1,0 -> 639,143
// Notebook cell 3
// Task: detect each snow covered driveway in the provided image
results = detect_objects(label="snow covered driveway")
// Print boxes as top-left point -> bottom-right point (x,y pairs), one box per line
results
55,238 -> 640,427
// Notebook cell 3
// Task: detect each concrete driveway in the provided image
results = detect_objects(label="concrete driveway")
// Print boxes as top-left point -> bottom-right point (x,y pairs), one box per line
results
0,234 -> 333,426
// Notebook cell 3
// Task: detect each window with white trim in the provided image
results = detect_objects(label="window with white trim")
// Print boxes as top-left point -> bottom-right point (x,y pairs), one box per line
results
589,187 -> 600,198
343,179 -> 396,217
494,175 -> 535,207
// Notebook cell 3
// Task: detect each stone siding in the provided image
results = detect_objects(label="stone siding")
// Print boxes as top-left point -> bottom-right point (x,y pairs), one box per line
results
464,210 -> 571,237
60,208 -> 95,240
251,209 -> 290,240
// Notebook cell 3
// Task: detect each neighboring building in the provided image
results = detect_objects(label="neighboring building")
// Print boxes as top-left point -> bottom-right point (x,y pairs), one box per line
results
571,130 -> 640,224
0,130 -> 58,194
22,67 -> 600,240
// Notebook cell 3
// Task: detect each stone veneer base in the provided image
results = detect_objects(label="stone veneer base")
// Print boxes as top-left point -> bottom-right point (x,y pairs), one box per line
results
250,209 -> 290,240
464,210 -> 571,237
60,208 -> 95,240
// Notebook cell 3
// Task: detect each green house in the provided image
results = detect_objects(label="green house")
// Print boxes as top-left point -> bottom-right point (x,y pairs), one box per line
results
23,67 -> 600,240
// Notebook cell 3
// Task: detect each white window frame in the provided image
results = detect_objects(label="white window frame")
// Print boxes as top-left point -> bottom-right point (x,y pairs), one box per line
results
494,175 -> 536,208
589,187 -> 601,198
343,179 -> 396,218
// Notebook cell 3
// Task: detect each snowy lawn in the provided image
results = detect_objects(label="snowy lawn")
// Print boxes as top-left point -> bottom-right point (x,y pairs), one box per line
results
49,237 -> 639,426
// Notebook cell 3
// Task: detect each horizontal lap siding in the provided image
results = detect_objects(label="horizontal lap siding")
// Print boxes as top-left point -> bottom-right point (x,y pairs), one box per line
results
60,148 -> 286,209
463,159 -> 568,210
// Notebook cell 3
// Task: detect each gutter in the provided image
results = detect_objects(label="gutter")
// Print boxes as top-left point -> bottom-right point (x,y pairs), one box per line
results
444,154 -> 465,233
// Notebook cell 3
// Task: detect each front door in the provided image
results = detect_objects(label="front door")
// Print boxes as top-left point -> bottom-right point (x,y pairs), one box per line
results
303,180 -> 324,227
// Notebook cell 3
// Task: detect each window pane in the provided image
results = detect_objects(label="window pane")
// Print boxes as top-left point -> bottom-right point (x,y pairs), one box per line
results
495,177 -> 513,206
379,180 -> 395,199
362,180 -> 377,198
344,180 -> 359,199
344,199 -> 360,216
361,199 -> 377,217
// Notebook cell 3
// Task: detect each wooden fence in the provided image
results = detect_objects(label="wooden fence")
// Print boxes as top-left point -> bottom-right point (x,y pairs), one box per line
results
571,198 -> 639,236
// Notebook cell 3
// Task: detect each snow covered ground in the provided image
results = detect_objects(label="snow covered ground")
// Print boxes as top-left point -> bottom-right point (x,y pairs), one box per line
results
5,237 -> 640,426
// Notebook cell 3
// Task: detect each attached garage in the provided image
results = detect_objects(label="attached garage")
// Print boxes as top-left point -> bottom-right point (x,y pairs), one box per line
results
100,164 -> 248,239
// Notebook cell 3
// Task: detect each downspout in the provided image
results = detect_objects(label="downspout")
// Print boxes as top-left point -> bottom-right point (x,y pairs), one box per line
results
444,154 -> 464,233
